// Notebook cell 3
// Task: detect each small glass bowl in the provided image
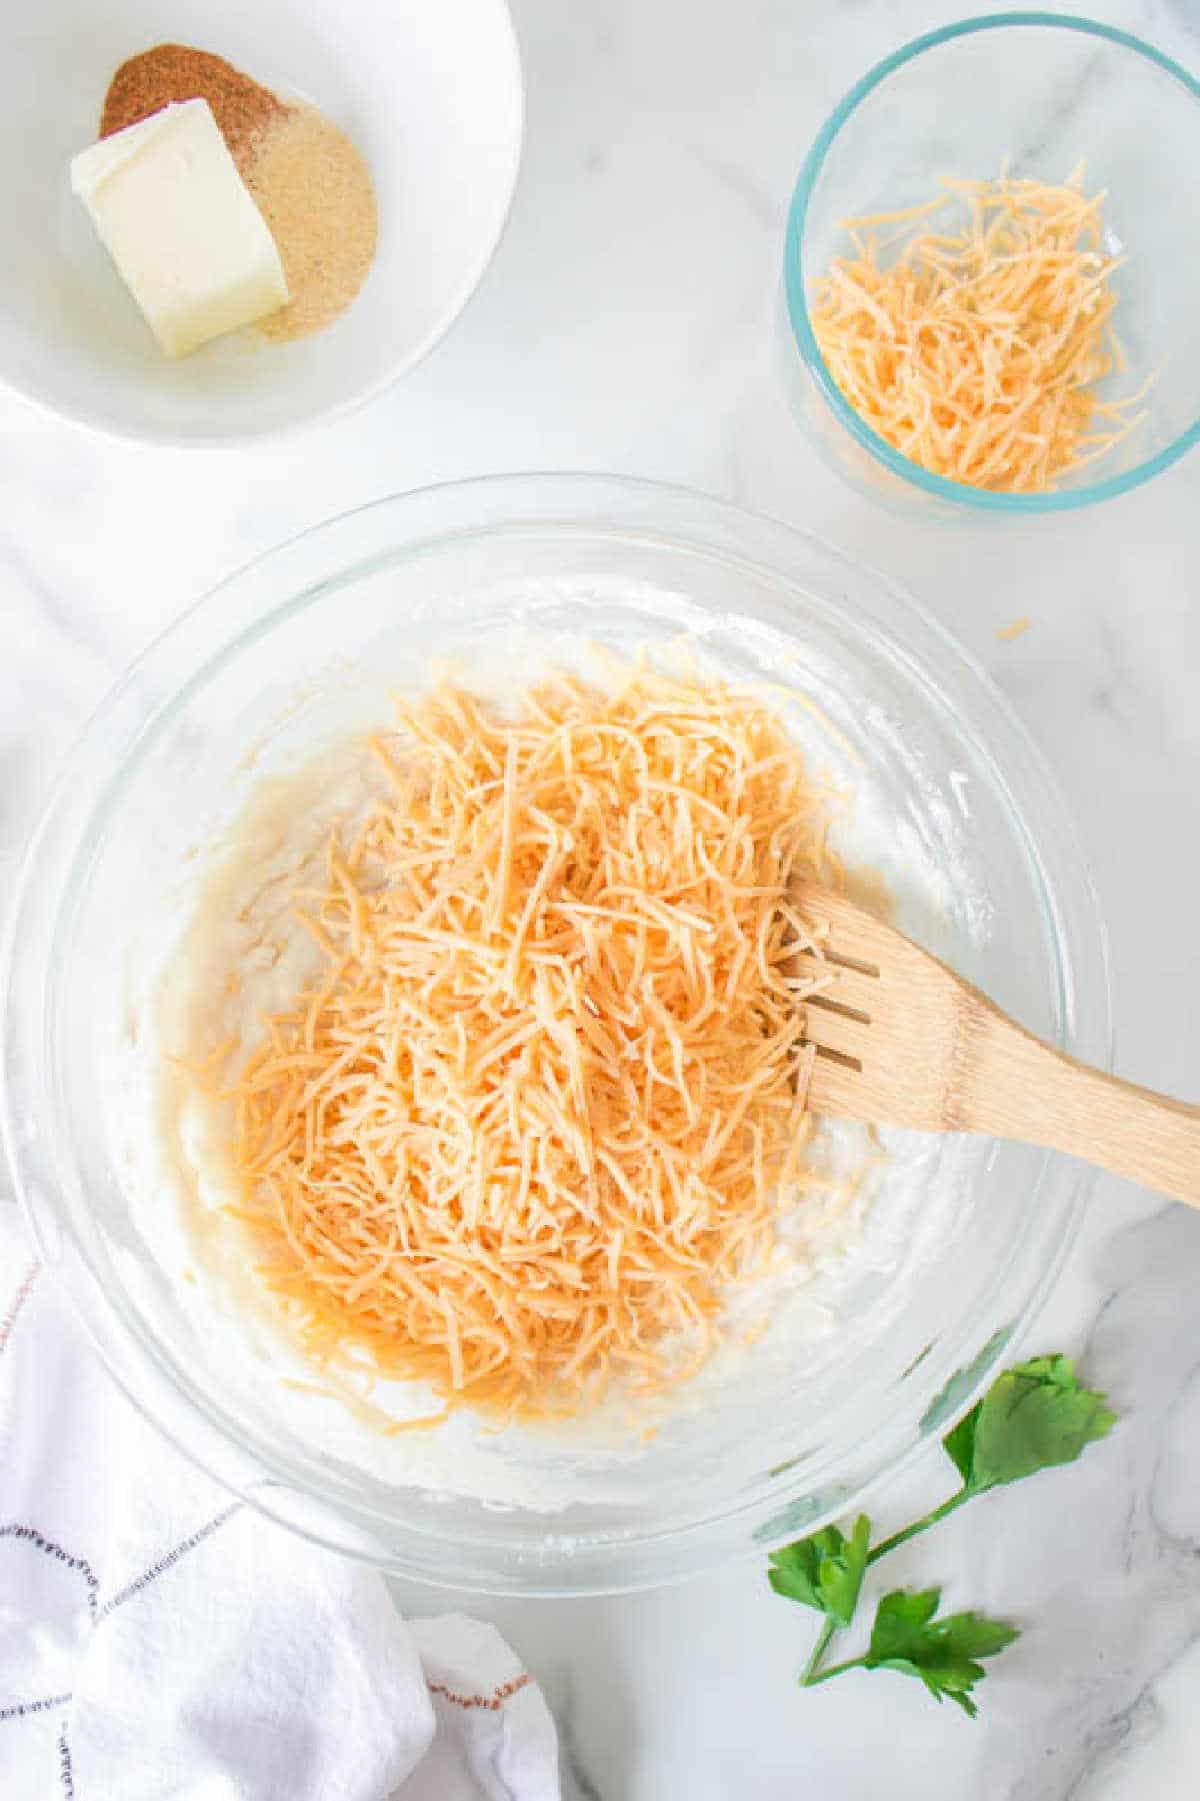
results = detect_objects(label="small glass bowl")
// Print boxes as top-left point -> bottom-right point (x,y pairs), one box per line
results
2,476 -> 1111,1593
782,13 -> 1200,515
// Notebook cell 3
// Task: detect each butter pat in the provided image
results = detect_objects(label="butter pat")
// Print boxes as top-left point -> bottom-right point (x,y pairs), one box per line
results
71,99 -> 288,357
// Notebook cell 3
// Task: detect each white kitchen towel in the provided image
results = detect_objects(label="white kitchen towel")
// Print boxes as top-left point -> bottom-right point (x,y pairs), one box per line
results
0,1212 -> 560,1801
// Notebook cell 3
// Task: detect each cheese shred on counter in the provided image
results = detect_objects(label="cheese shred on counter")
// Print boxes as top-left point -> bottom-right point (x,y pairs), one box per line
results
809,172 -> 1150,492
220,668 -> 841,1419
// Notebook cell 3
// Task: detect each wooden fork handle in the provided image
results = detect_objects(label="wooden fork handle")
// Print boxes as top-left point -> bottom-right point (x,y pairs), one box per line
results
964,1009 -> 1200,1207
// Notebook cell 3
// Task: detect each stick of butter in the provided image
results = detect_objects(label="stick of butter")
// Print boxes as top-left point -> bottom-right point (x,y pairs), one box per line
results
71,99 -> 288,358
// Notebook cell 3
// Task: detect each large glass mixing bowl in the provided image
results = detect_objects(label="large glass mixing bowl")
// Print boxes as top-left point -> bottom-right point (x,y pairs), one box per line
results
2,476 -> 1110,1593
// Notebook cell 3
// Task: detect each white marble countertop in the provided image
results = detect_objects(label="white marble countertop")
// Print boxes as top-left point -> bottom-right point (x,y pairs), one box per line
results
4,1 -> 1200,1795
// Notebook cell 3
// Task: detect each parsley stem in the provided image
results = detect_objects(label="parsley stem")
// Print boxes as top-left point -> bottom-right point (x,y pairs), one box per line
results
800,1615 -> 839,1685
801,1655 -> 865,1687
866,1489 -> 969,1565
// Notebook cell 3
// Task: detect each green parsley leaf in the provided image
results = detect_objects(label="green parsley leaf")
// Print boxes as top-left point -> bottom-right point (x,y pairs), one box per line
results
864,1588 -> 1019,1718
943,1354 -> 1116,1496
942,1406 -> 979,1487
768,1514 -> 870,1626
775,1357 -> 1117,1721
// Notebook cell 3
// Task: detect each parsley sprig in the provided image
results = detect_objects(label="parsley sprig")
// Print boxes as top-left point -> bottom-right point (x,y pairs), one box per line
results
767,1354 -> 1115,1717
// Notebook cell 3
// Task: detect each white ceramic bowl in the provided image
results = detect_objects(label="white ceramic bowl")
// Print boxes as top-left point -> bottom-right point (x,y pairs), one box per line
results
2,0 -> 524,442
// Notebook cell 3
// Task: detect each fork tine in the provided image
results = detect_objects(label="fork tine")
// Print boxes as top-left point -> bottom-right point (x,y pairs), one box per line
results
802,997 -> 870,1063
790,950 -> 880,1015
805,1052 -> 876,1124
793,885 -> 892,964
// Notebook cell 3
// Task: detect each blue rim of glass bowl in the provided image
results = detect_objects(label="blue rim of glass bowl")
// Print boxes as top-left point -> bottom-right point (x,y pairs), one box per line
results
783,12 -> 1200,513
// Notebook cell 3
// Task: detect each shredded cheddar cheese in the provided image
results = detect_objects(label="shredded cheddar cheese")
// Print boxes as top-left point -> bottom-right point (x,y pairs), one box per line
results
219,667 -> 842,1419
996,615 -> 1031,642
810,172 -> 1150,492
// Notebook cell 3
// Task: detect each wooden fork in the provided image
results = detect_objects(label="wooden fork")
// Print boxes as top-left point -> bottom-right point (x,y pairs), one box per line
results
793,885 -> 1200,1207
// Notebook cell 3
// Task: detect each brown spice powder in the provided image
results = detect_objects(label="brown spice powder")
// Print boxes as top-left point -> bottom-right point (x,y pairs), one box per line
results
247,107 -> 378,344
100,44 -> 286,175
99,45 -> 377,343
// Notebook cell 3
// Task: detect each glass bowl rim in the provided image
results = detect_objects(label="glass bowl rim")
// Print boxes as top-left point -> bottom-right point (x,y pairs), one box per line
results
1,473 -> 1114,1592
783,10 -> 1200,514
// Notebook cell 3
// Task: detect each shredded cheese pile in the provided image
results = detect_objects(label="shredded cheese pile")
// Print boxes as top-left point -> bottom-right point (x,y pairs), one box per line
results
809,173 -> 1149,492
221,668 -> 840,1419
